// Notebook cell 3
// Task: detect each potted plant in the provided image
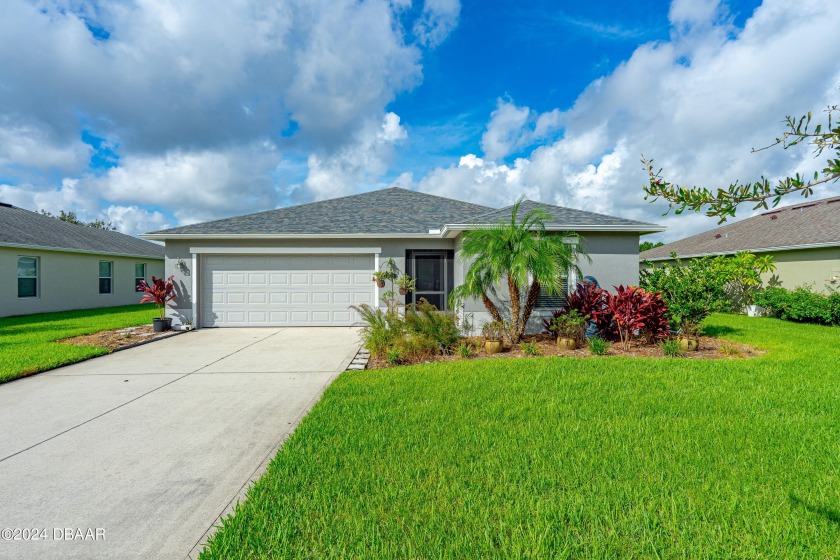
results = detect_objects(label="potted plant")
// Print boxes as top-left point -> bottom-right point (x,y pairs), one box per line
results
677,322 -> 700,352
551,309 -> 586,350
372,271 -> 387,288
396,274 -> 416,296
138,275 -> 177,332
481,320 -> 505,354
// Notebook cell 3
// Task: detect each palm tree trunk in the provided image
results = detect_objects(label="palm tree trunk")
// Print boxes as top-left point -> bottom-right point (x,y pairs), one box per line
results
518,281 -> 541,340
481,294 -> 504,323
507,275 -> 521,342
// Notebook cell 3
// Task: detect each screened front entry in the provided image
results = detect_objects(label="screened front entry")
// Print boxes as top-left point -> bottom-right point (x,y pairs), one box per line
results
405,250 -> 454,311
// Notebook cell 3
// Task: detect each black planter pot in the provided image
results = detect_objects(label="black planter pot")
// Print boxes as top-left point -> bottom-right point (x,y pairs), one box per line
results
153,318 -> 172,333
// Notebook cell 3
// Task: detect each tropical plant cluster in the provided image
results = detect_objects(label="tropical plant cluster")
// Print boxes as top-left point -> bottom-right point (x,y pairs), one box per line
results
352,301 -> 461,364
545,282 -> 670,350
755,286 -> 840,325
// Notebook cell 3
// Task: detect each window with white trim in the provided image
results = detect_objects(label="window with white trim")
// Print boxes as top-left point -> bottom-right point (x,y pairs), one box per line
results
17,256 -> 38,298
99,261 -> 113,295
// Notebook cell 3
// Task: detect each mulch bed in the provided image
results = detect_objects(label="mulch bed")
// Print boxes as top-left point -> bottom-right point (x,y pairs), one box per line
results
59,325 -> 179,351
366,333 -> 764,370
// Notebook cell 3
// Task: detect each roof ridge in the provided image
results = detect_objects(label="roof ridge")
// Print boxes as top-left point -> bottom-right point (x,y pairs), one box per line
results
760,194 -> 840,215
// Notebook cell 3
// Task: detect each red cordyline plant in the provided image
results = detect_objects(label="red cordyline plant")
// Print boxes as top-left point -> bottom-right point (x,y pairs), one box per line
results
138,275 -> 176,320
605,285 -> 669,350
543,282 -> 614,336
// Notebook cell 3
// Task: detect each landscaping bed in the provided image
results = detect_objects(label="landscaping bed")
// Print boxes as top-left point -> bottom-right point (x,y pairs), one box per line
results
59,324 -> 180,351
366,332 -> 763,369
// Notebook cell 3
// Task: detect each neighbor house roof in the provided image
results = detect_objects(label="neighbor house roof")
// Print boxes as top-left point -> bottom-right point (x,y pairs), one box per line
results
145,188 -> 663,238
0,203 -> 165,259
640,195 -> 840,261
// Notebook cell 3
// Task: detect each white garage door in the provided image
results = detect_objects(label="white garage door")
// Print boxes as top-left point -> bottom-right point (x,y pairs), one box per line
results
200,254 -> 374,327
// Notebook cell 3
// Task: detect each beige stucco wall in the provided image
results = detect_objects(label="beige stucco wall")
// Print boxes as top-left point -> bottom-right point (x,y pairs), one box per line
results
641,246 -> 840,294
761,247 -> 840,293
0,246 -> 164,318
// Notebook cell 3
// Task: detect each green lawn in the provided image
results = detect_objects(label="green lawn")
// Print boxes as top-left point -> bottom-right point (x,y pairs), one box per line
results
0,304 -> 157,383
201,315 -> 840,559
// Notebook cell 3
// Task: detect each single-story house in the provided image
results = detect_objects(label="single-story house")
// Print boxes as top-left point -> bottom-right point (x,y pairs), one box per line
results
142,187 -> 664,331
640,195 -> 840,293
0,203 -> 165,317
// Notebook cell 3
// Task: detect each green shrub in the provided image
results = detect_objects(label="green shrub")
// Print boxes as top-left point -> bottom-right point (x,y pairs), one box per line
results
588,337 -> 610,355
520,341 -> 542,356
403,303 -> 459,352
352,302 -> 461,362
660,338 -> 682,357
755,285 -> 839,325
351,304 -> 404,358
386,347 -> 402,365
456,342 -> 474,359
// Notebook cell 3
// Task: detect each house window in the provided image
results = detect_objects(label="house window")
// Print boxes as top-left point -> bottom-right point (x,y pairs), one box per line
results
135,263 -> 146,292
17,257 -> 39,298
99,261 -> 113,295
534,276 -> 568,309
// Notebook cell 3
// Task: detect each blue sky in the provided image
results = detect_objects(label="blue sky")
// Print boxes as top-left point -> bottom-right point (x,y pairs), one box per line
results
0,0 -> 837,240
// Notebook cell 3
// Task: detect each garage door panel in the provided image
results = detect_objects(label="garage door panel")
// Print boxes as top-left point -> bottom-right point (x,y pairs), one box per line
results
201,254 -> 373,327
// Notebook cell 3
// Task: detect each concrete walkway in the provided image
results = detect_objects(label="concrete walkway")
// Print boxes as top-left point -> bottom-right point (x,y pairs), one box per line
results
0,327 -> 360,560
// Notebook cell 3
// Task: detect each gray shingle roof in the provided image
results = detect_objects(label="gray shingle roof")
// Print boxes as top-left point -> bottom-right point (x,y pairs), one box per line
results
0,204 -> 165,258
640,195 -> 840,260
147,188 -> 658,236
460,199 -> 660,229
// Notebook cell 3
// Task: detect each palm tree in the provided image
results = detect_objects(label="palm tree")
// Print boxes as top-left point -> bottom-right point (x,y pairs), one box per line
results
450,199 -> 586,343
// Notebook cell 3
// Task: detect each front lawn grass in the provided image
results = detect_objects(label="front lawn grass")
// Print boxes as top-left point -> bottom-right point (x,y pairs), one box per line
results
201,315 -> 840,558
0,304 -> 157,383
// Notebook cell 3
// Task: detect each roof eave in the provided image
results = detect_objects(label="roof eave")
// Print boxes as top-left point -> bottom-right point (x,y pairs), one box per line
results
640,240 -> 840,261
441,223 -> 667,238
0,241 -> 164,260
141,232 -> 445,241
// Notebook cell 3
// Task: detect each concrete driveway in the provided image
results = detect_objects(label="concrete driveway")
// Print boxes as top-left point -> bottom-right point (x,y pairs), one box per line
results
0,327 -> 360,560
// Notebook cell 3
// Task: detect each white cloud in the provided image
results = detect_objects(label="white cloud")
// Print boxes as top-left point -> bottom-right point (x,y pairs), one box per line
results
480,99 -> 565,161
103,205 -> 171,236
297,112 -> 408,201
413,0 -> 461,48
407,0 -> 840,241
91,142 -> 281,224
0,0 -> 459,230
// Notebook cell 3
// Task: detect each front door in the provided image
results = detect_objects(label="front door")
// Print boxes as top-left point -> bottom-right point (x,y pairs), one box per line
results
410,251 -> 447,310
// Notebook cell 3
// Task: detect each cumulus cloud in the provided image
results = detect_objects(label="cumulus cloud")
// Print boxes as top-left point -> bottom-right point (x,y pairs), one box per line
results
0,0 -> 458,231
408,0 -> 840,241
296,112 -> 408,202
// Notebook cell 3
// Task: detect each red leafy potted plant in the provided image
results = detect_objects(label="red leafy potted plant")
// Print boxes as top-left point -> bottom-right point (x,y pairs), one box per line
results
138,275 -> 177,332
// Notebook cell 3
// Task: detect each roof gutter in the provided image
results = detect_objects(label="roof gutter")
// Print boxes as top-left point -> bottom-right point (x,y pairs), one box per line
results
440,223 -> 667,238
640,240 -> 840,261
140,232 -> 443,241
0,241 -> 164,260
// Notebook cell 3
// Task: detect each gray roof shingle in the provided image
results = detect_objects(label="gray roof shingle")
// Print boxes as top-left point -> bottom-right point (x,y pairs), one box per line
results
0,204 -> 165,258
640,195 -> 840,260
459,199 -> 660,229
148,188 -> 656,236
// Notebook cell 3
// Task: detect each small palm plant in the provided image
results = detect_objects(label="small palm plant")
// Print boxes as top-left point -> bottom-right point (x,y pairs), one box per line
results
450,199 -> 587,343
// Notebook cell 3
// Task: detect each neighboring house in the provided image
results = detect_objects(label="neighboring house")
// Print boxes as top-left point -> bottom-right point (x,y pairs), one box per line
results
640,195 -> 840,293
142,187 -> 664,331
0,203 -> 165,317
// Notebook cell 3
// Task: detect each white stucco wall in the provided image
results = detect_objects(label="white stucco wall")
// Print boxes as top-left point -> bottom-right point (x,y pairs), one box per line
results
0,246 -> 164,318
